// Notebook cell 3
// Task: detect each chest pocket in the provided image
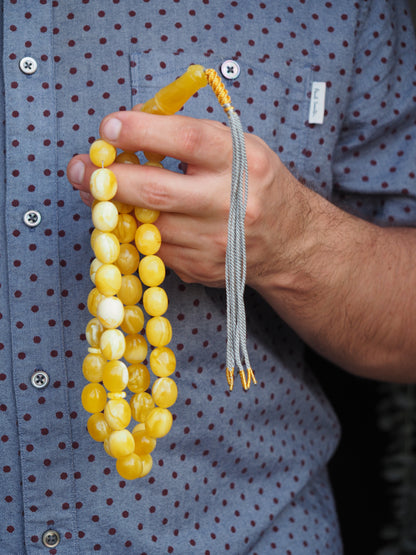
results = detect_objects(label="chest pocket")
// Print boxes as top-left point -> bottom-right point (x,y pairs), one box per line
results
129,47 -> 333,197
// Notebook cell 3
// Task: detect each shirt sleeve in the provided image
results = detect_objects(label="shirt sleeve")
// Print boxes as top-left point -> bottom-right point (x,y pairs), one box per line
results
332,0 -> 416,226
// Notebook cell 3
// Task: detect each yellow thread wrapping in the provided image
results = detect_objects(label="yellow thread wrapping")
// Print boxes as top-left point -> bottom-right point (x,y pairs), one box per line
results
205,68 -> 234,112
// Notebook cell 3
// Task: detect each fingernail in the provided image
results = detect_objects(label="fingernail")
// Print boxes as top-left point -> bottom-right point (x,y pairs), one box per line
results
102,117 -> 122,141
68,160 -> 85,185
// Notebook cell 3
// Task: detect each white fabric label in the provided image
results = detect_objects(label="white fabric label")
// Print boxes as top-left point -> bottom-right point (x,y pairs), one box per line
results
308,82 -> 326,124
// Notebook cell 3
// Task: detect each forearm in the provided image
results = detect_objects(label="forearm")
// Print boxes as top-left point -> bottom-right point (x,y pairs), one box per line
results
252,185 -> 416,382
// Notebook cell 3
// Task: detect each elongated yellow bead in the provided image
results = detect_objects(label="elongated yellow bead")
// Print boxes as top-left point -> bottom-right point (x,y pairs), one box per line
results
116,453 -> 144,480
87,413 -> 111,442
104,398 -> 131,430
108,429 -> 135,458
103,360 -> 129,392
130,391 -> 155,422
133,425 -> 156,455
90,168 -> 118,201
135,223 -> 161,255
120,305 -> 144,335
117,274 -> 143,306
93,232 -> 120,264
95,264 -> 122,296
143,287 -> 168,316
100,328 -> 126,360
92,201 -> 119,232
144,407 -> 173,438
123,334 -> 148,364
127,363 -> 151,393
152,377 -> 178,408
85,317 -> 104,348
90,139 -> 117,167
146,316 -> 172,347
139,255 -> 165,287
149,346 -> 176,377
115,243 -> 140,275
113,213 -> 137,244
81,383 -> 107,413
82,352 -> 107,382
134,207 -> 160,224
96,296 -> 124,329
87,288 -> 105,317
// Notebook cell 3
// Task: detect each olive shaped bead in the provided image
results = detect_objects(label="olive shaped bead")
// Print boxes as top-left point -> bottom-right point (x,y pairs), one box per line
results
149,347 -> 176,377
96,296 -> 124,329
104,398 -> 131,430
115,243 -> 140,275
117,274 -> 143,306
113,214 -> 137,244
128,363 -> 151,393
124,334 -> 148,364
152,377 -> 178,408
130,391 -> 155,422
87,413 -> 111,442
139,255 -> 165,287
102,360 -> 129,392
95,264 -> 122,296
133,425 -> 156,455
121,305 -> 144,335
89,257 -> 103,285
135,223 -> 161,255
116,453 -> 144,480
93,232 -> 120,264
134,206 -> 160,224
82,352 -> 107,382
89,140 -> 117,168
85,317 -> 104,348
144,407 -> 173,438
143,287 -> 168,316
90,168 -> 118,201
92,201 -> 119,232
146,316 -> 172,347
100,328 -> 126,360
107,429 -> 135,458
81,383 -> 107,413
140,454 -> 153,477
87,288 -> 105,317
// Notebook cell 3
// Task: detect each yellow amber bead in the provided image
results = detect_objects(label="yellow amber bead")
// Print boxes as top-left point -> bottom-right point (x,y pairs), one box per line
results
87,413 -> 111,442
95,264 -> 122,296
143,287 -> 168,316
87,288 -> 105,317
115,243 -> 140,275
115,151 -> 140,165
152,377 -> 178,408
116,453 -> 144,480
146,316 -> 172,347
135,223 -> 161,256
149,347 -> 176,377
89,139 -> 117,167
140,453 -> 153,477
90,228 -> 103,250
139,255 -> 165,287
103,437 -> 116,458
113,200 -> 133,214
103,360 -> 129,392
113,213 -> 137,244
134,207 -> 160,224
81,383 -> 107,413
123,334 -> 148,364
104,398 -> 131,430
93,232 -> 120,264
96,296 -> 124,329
128,363 -> 151,393
108,429 -> 135,458
82,352 -> 107,382
85,318 -> 104,348
92,201 -> 119,232
133,426 -> 156,455
89,257 -> 103,285
100,328 -> 126,360
120,305 -> 144,335
130,391 -> 155,422
144,407 -> 173,438
117,274 -> 143,306
90,168 -> 118,202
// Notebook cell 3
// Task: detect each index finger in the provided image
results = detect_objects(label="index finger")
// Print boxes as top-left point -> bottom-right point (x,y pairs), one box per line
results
99,111 -> 232,171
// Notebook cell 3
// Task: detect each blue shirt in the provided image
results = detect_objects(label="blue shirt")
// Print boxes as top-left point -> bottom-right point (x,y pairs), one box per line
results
1,1 -> 415,553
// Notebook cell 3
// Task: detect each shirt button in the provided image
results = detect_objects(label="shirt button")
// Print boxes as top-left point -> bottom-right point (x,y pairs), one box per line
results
42,530 -> 60,549
220,60 -> 241,80
23,210 -> 42,228
31,370 -> 49,389
19,56 -> 38,75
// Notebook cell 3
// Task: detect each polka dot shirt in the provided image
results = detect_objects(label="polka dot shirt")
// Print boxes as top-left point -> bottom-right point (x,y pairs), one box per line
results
0,1 -> 415,553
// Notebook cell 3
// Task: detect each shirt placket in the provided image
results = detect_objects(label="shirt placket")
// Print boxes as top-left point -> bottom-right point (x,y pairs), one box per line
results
3,4 -> 78,552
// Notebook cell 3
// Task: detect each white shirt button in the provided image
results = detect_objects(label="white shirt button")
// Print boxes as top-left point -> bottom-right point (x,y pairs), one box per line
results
19,56 -> 38,75
31,370 -> 49,389
23,210 -> 41,228
42,530 -> 60,548
220,60 -> 241,80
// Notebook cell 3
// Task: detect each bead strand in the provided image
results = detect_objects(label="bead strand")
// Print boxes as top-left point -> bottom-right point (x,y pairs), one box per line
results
81,139 -> 177,480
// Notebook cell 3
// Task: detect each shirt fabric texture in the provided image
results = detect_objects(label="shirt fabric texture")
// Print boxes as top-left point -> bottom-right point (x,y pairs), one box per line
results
0,1 -> 415,554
